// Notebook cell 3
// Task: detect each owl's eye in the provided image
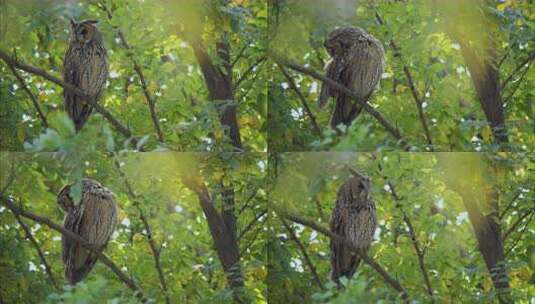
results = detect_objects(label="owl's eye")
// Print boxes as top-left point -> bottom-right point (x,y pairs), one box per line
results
80,28 -> 88,35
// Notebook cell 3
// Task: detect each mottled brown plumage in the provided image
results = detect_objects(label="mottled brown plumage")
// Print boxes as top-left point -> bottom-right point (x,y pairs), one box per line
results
58,178 -> 117,284
330,171 -> 376,284
318,27 -> 385,129
63,19 -> 108,132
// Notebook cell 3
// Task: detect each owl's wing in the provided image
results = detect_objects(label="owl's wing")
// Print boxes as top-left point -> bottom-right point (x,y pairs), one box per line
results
62,206 -> 90,284
347,37 -> 385,100
318,58 -> 345,109
330,205 -> 357,283
63,46 -> 79,118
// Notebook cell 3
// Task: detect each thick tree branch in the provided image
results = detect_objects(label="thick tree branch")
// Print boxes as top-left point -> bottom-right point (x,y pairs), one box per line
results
113,158 -> 170,304
280,218 -> 325,291
375,12 -> 433,148
189,38 -> 242,150
182,174 -> 249,304
277,63 -> 322,137
270,54 -> 410,150
276,210 -> 409,301
96,2 -> 165,143
0,195 -> 148,303
0,50 -> 136,142
6,63 -> 48,128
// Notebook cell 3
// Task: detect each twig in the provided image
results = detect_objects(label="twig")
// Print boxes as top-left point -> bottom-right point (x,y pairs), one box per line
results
503,207 -> 534,241
505,212 -> 533,256
113,157 -> 171,304
277,210 -> 409,301
0,195 -> 148,303
499,191 -> 521,220
277,63 -> 322,137
0,50 -> 136,143
6,62 -> 48,128
270,54 -> 410,150
95,2 -> 164,143
237,210 -> 266,242
375,12 -> 433,148
503,61 -> 531,105
280,218 -> 325,290
501,51 -> 535,89
234,56 -> 266,89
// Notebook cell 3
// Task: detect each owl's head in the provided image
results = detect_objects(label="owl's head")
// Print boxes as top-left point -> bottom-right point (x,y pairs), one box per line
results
346,170 -> 371,202
69,19 -> 101,44
324,27 -> 366,57
57,184 -> 74,212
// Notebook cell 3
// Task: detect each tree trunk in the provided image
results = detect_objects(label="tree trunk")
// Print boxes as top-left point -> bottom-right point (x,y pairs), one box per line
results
191,39 -> 242,150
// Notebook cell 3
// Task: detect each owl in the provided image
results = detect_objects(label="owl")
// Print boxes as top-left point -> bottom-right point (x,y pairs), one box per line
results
318,27 -> 385,129
330,171 -> 376,284
57,178 -> 117,284
63,19 -> 108,132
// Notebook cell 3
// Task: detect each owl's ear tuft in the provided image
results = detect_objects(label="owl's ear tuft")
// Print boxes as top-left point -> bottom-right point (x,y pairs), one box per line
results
84,19 -> 99,25
70,19 -> 77,29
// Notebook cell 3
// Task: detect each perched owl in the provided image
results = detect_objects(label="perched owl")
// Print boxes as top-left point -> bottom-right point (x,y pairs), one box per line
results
63,19 -> 108,132
330,171 -> 376,284
318,27 -> 385,129
57,178 -> 117,284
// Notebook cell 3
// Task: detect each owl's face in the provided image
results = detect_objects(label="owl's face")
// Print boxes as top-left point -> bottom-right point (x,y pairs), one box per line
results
348,174 -> 371,202
324,27 -> 366,57
57,185 -> 73,211
70,19 -> 100,44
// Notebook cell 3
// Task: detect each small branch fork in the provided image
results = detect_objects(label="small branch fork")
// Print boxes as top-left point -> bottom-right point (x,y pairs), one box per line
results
276,63 -> 322,137
280,217 -> 325,291
276,210 -> 409,301
377,161 -> 435,302
375,12 -> 433,149
0,50 -> 136,143
6,62 -> 48,128
1,167 -> 58,289
113,157 -> 171,304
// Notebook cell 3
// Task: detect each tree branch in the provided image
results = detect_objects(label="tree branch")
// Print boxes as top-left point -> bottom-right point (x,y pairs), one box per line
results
280,217 -> 325,291
276,63 -> 322,137
234,56 -> 266,89
375,12 -> 433,148
95,2 -> 164,143
276,210 -> 409,301
237,210 -> 266,242
0,50 -> 136,143
502,207 -> 534,241
501,51 -> 535,89
0,195 -> 148,303
378,162 -> 434,301
1,166 -> 58,290
6,62 -> 48,128
113,157 -> 170,304
270,54 -> 410,150
182,174 -> 249,304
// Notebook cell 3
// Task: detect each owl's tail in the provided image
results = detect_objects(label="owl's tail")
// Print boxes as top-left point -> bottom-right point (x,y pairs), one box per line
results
329,95 -> 364,130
